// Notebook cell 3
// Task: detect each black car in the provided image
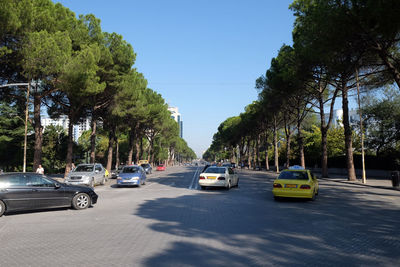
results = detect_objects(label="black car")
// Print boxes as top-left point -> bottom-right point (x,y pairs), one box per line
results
141,163 -> 152,174
0,173 -> 98,217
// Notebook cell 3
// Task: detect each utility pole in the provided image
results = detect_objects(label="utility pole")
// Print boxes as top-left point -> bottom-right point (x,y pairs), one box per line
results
356,68 -> 366,184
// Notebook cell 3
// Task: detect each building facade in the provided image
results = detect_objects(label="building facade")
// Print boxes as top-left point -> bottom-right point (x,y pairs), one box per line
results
168,106 -> 183,138
42,116 -> 91,142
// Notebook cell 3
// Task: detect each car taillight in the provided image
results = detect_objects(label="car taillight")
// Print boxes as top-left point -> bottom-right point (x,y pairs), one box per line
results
199,176 -> 205,180
273,183 -> 282,188
218,177 -> 225,180
300,185 -> 311,189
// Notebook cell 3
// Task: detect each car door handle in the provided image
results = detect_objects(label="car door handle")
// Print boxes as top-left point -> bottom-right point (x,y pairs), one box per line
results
32,189 -> 39,192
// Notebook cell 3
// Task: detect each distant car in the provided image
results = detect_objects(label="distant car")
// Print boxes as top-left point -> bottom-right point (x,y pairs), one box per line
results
272,166 -> 319,201
0,173 -> 98,217
65,163 -> 106,187
156,164 -> 166,171
141,163 -> 152,174
199,166 -> 239,190
117,165 -> 146,187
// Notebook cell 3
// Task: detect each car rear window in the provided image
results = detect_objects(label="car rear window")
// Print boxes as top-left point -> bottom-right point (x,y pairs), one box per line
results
0,174 -> 27,187
278,171 -> 308,180
122,167 -> 140,173
204,167 -> 226,174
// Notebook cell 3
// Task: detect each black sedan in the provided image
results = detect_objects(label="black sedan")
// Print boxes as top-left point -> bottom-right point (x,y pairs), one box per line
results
0,173 -> 98,217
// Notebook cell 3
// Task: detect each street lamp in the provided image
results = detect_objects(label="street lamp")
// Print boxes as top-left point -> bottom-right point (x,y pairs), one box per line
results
0,82 -> 31,172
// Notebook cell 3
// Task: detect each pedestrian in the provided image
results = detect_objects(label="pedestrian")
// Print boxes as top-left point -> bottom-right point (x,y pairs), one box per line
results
36,164 -> 44,174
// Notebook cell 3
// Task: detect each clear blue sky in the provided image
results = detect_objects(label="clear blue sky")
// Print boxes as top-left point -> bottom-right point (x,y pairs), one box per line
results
56,0 -> 295,158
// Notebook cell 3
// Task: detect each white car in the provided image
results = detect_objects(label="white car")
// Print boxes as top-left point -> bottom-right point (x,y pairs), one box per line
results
198,166 -> 239,190
65,163 -> 106,187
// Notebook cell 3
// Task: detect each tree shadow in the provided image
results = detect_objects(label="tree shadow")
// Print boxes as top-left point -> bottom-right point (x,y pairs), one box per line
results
135,172 -> 400,266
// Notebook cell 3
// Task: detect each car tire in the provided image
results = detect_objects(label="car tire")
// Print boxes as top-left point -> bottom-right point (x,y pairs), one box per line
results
100,177 -> 106,185
72,193 -> 91,210
201,186 -> 206,190
311,191 -> 316,201
0,200 -> 5,217
226,181 -> 231,190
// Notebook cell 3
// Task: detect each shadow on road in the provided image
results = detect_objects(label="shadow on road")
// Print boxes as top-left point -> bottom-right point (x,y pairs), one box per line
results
135,170 -> 400,266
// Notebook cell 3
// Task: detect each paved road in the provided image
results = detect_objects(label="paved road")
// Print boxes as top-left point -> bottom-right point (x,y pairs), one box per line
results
1,166 -> 399,266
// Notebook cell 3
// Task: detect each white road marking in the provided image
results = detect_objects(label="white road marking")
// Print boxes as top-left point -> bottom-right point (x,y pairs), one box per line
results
189,167 -> 201,190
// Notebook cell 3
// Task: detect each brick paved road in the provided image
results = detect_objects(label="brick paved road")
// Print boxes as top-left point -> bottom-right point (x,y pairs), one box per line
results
1,166 -> 399,266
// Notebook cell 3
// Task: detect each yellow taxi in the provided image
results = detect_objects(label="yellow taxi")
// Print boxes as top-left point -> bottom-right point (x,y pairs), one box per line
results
272,166 -> 319,200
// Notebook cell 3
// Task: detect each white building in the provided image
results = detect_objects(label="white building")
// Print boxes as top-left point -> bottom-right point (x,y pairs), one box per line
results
324,109 -> 360,128
42,116 -> 91,142
168,106 -> 183,138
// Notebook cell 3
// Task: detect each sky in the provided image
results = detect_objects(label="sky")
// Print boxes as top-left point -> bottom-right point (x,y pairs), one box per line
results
56,0 -> 295,158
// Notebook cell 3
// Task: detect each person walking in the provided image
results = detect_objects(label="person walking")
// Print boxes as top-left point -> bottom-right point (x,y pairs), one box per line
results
36,164 -> 44,174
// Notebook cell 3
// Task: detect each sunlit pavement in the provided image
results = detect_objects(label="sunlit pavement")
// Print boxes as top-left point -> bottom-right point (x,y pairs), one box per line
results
1,166 -> 399,266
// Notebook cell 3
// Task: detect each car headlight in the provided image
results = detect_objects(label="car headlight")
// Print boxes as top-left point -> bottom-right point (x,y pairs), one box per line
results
81,175 -> 89,181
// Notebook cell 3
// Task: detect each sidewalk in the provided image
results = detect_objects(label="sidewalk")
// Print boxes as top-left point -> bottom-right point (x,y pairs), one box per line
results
321,177 -> 399,191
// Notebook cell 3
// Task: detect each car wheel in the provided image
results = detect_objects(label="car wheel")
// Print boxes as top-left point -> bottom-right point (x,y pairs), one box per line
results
89,178 -> 95,188
311,191 -> 316,201
226,180 -> 231,190
100,177 -> 106,185
72,193 -> 91,210
0,200 -> 5,217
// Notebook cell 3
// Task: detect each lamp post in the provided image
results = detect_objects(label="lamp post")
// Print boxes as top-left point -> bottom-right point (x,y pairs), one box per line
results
0,82 -> 30,172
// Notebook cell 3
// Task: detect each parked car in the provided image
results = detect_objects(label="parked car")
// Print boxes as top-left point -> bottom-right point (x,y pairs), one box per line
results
64,163 -> 106,187
198,166 -> 239,190
156,164 -> 166,171
116,165 -> 146,187
272,166 -> 319,201
0,172 -> 98,217
141,163 -> 152,174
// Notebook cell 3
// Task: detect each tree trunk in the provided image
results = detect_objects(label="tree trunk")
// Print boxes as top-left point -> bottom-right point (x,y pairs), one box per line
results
135,139 -> 140,164
128,130 -> 134,165
256,134 -> 260,168
90,118 -> 97,164
64,116 -> 74,178
297,109 -> 305,168
140,138 -> 144,160
265,149 -> 269,171
273,115 -> 279,173
342,82 -> 357,181
114,136 -> 119,169
33,93 -> 43,171
106,127 -> 115,173
247,140 -> 252,169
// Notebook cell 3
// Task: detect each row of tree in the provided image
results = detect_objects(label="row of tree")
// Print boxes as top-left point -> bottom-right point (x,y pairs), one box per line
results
203,0 -> 400,179
0,0 -> 196,175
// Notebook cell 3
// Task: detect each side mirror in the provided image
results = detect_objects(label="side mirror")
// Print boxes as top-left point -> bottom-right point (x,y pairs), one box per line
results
95,170 -> 99,173
54,183 -> 61,189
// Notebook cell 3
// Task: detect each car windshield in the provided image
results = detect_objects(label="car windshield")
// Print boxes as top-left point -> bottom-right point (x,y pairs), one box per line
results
158,165 -> 164,167
74,165 -> 94,172
122,166 -> 140,173
204,167 -> 226,174
278,171 -> 308,180
141,164 -> 150,168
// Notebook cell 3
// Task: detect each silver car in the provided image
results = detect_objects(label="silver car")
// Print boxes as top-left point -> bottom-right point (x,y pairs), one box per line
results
65,163 -> 106,187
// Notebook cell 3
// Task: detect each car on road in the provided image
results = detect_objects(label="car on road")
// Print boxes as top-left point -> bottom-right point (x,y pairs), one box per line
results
272,166 -> 319,200
116,165 -> 146,187
156,164 -> 166,171
141,163 -> 152,174
64,163 -> 106,187
0,172 -> 98,217
199,166 -> 239,190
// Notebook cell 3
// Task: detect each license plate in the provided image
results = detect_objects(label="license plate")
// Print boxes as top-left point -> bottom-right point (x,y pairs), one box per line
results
285,184 -> 297,188
124,180 -> 133,182
207,176 -> 216,179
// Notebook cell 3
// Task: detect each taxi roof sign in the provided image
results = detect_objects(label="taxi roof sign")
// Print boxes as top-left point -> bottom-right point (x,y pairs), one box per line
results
288,165 -> 305,170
